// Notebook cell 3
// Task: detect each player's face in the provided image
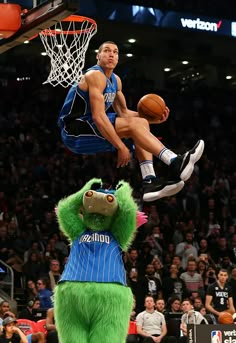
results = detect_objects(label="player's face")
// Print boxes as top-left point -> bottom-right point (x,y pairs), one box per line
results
218,271 -> 228,283
97,44 -> 119,69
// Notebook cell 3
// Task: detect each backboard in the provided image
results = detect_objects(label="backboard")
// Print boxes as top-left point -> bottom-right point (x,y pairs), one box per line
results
0,0 -> 79,53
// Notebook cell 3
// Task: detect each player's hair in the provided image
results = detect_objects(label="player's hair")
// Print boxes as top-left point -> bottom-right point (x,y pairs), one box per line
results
218,268 -> 228,274
98,41 -> 118,52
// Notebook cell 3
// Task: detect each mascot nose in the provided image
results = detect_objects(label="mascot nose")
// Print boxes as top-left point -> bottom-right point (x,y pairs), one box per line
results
83,190 -> 118,216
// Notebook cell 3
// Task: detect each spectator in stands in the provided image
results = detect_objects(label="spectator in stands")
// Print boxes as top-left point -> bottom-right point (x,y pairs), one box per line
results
124,248 -> 140,274
0,316 -> 28,343
23,253 -> 44,284
138,243 -> 154,275
179,298 -> 208,343
166,296 -> 182,314
152,257 -> 163,284
211,237 -> 232,265
175,232 -> 198,269
144,226 -> 164,259
155,298 -> 166,315
135,264 -> 162,314
24,242 -> 42,264
205,268 -> 235,322
0,301 -> 15,326
50,232 -> 68,260
192,296 -> 204,312
45,308 -> 58,343
25,280 -> 38,300
180,259 -> 204,299
162,264 -> 187,302
171,256 -> 184,276
47,259 -> 61,291
18,297 -> 41,322
127,268 -> 139,301
198,239 -> 209,256
196,259 -> 207,283
36,278 -> 53,309
136,295 -> 177,343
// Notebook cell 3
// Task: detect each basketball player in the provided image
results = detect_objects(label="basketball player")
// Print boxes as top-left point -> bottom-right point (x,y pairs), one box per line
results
58,41 -> 205,202
205,268 -> 235,322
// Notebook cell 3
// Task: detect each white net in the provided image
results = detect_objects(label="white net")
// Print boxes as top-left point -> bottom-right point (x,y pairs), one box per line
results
39,16 -> 97,88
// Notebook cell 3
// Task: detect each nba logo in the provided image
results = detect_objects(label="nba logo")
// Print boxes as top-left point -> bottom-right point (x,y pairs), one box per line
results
211,331 -> 222,343
231,22 -> 236,37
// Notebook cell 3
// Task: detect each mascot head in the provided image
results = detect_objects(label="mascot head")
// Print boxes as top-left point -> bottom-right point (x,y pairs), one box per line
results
81,186 -> 118,231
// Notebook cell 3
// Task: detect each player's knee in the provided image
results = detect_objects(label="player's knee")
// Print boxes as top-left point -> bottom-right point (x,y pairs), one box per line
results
128,117 -> 149,133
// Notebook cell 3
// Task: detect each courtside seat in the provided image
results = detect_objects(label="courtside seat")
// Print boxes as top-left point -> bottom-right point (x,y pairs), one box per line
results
17,319 -> 37,335
35,319 -> 48,336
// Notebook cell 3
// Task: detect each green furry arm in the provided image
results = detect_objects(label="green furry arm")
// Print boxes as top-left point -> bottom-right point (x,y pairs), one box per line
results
111,181 -> 137,251
56,178 -> 102,241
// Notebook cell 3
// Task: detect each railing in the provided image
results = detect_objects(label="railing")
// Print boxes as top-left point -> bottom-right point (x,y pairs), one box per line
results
0,259 -> 14,299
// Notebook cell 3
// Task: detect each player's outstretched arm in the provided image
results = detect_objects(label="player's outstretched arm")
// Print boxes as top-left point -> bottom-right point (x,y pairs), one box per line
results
56,178 -> 102,241
111,181 -> 137,250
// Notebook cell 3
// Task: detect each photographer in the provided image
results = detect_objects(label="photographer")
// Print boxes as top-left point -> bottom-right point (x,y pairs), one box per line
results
204,266 -> 217,291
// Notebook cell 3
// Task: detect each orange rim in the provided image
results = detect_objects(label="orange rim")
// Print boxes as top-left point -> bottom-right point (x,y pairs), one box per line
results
40,15 -> 97,35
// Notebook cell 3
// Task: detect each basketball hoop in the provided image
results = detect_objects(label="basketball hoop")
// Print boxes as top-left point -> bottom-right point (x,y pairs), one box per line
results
39,15 -> 97,88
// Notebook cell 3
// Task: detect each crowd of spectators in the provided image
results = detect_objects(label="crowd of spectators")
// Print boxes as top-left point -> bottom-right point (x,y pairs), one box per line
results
0,47 -> 236,335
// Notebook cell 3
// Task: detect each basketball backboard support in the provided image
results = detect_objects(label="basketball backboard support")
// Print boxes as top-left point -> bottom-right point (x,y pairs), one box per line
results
0,0 -> 79,54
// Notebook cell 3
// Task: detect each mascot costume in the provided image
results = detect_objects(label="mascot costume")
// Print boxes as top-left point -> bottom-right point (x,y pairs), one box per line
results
54,178 -> 147,343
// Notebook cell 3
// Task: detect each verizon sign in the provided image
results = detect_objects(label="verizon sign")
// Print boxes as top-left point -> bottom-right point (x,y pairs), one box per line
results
180,17 -> 222,32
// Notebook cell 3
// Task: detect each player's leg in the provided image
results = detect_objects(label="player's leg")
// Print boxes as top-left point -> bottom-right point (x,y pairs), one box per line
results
115,116 -> 204,198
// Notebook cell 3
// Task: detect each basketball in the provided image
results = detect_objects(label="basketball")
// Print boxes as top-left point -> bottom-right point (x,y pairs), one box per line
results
137,93 -> 166,123
218,312 -> 234,324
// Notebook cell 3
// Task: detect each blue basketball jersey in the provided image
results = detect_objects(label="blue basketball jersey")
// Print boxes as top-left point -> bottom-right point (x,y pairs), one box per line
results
58,64 -> 118,129
60,230 -> 127,285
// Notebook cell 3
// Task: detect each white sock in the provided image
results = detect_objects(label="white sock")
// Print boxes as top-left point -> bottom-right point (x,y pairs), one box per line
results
158,148 -> 177,165
140,161 -> 156,180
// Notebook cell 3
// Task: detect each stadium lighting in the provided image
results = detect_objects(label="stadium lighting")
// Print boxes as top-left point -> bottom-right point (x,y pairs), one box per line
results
128,38 -> 136,43
182,60 -> 189,65
226,75 -> 232,79
164,67 -> 171,72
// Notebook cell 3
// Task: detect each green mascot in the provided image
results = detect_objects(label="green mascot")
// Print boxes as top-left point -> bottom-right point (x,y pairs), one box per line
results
54,178 -> 147,343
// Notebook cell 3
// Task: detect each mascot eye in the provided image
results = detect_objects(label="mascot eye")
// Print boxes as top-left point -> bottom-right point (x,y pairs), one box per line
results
106,195 -> 115,203
85,191 -> 94,197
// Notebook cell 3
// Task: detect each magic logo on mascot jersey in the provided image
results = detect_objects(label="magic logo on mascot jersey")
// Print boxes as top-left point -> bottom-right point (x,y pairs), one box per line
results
79,232 -> 110,244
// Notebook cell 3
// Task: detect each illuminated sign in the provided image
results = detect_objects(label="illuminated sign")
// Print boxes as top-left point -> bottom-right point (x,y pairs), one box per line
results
180,17 -> 222,32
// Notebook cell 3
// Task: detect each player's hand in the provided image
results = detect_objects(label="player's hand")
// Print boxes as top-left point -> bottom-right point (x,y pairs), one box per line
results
117,146 -> 131,168
159,106 -> 170,124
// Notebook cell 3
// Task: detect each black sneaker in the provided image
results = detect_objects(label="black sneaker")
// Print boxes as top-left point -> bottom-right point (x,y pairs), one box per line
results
143,179 -> 185,202
171,140 -> 205,182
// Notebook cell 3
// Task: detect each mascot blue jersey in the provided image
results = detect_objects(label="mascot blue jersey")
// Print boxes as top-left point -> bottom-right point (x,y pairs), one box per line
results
60,230 -> 127,285
58,64 -> 118,128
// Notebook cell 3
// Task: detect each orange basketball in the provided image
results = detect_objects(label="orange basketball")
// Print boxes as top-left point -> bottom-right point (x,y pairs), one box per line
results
137,93 -> 166,123
218,311 -> 234,324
